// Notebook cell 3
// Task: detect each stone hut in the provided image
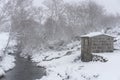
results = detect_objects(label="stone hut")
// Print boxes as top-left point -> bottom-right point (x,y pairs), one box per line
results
81,32 -> 114,62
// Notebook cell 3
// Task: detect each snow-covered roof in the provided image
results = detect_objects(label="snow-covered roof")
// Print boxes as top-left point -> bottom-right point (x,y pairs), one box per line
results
81,32 -> 113,37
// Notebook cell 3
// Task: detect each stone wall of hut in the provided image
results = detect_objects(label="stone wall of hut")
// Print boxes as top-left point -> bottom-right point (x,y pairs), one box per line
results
91,35 -> 114,53
81,35 -> 114,53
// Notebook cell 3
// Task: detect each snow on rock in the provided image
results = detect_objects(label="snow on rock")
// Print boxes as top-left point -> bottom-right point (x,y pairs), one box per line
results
0,68 -> 5,77
0,55 -> 15,77
0,54 -> 15,71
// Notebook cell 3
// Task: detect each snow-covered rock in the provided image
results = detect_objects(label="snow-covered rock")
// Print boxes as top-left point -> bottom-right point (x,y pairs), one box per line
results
0,68 -> 5,77
0,54 -> 15,71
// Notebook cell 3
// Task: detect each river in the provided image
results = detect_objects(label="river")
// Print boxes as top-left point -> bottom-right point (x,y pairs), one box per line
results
1,54 -> 46,80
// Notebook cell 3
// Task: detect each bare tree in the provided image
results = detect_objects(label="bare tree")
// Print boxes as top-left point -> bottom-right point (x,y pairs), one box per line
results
43,0 -> 69,42
65,1 -> 105,35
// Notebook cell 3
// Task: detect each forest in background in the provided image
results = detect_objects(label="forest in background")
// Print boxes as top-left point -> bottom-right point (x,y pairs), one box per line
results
0,0 -> 120,57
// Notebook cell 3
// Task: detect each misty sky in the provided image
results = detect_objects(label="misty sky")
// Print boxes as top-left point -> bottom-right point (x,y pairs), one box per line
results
34,0 -> 120,14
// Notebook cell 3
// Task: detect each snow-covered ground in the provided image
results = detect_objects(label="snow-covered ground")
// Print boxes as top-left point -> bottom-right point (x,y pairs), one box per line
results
0,32 -> 16,77
33,47 -> 120,80
31,26 -> 120,80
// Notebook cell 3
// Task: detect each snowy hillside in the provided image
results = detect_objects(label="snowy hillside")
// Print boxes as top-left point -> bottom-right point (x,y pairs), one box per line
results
106,26 -> 120,50
31,26 -> 120,80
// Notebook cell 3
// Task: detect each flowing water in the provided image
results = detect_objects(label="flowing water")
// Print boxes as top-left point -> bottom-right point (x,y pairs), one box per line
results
1,54 -> 46,80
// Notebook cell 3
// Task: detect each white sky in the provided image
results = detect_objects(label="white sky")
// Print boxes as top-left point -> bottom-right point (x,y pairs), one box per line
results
95,0 -> 120,14
34,0 -> 120,14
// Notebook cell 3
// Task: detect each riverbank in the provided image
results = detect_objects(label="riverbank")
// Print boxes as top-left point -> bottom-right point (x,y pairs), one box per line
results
0,54 -> 15,77
0,32 -> 16,77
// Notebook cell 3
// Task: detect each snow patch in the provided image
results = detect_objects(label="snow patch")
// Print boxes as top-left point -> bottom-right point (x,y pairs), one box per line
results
81,32 -> 113,37
0,32 -> 16,77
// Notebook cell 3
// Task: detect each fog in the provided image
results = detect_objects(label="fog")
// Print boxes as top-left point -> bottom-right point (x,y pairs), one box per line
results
34,0 -> 120,14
